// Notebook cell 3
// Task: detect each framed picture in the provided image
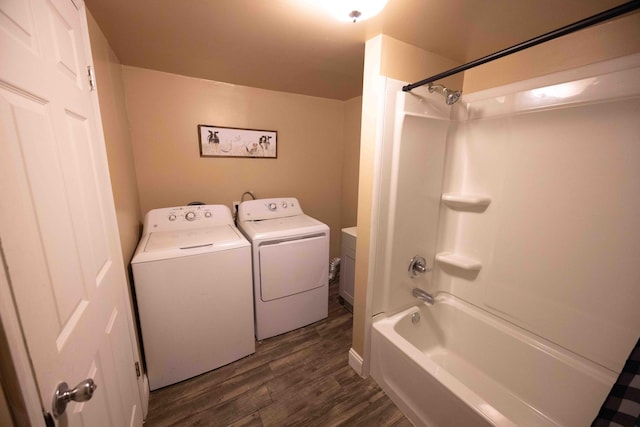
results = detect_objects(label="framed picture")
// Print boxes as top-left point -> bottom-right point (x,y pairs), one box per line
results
198,124 -> 277,158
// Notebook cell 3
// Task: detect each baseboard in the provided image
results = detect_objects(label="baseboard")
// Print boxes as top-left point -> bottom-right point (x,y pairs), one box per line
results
348,348 -> 364,377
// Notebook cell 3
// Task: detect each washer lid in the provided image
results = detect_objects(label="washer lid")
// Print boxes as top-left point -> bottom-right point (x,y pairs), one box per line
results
144,225 -> 242,252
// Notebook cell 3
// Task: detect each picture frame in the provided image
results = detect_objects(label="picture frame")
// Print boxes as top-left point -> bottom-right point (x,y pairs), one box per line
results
198,124 -> 277,158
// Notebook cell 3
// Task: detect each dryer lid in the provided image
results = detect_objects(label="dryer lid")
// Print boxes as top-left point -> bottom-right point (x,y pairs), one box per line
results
238,214 -> 328,241
144,224 -> 241,252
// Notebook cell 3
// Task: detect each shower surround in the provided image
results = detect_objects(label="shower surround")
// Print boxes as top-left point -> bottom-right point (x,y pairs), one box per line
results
367,54 -> 640,426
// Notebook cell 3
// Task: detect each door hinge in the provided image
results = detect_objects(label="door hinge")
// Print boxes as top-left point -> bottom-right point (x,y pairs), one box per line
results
135,361 -> 141,378
87,65 -> 96,91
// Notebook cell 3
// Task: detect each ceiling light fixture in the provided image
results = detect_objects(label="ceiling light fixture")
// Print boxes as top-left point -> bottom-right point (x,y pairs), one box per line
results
324,0 -> 389,23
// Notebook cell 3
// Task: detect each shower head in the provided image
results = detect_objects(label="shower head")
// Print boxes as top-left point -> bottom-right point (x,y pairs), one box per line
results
428,83 -> 462,105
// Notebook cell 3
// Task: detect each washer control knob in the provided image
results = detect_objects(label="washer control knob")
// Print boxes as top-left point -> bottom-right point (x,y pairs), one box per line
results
268,202 -> 277,211
204,211 -> 212,218
185,211 -> 196,221
168,214 -> 177,221
282,202 -> 288,208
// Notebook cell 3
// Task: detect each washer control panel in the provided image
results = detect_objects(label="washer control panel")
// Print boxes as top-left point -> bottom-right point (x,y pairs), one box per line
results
237,197 -> 303,222
144,205 -> 234,232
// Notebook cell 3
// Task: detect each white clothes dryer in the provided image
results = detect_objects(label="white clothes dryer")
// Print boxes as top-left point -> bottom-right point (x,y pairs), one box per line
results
237,197 -> 329,340
131,205 -> 254,390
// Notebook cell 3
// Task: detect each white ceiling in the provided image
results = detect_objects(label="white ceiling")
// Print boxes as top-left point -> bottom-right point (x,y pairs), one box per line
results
85,0 -> 629,100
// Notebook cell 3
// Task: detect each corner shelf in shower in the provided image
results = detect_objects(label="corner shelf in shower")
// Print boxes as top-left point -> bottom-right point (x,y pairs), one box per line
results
441,193 -> 491,210
435,252 -> 482,271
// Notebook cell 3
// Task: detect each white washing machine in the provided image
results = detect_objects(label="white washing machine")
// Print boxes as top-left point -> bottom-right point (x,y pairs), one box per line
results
131,205 -> 254,390
237,197 -> 329,340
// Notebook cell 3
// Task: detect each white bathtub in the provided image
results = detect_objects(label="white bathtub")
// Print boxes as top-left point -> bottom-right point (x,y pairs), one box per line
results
370,293 -> 615,427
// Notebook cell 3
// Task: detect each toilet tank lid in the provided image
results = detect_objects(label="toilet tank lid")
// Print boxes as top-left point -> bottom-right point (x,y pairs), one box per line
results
341,226 -> 357,238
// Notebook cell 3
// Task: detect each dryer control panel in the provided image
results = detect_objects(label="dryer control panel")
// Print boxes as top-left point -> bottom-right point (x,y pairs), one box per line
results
144,205 -> 234,232
237,197 -> 303,222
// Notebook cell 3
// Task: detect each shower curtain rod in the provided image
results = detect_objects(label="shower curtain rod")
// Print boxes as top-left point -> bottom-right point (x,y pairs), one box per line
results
402,0 -> 640,93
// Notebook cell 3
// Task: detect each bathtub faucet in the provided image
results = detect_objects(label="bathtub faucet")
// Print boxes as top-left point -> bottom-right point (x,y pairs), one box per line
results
412,288 -> 435,305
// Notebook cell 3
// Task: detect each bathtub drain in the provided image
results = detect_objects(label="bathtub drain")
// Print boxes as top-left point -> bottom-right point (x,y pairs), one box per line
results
411,312 -> 420,324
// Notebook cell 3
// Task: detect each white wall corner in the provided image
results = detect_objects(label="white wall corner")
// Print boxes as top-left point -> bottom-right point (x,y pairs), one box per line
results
348,348 -> 365,377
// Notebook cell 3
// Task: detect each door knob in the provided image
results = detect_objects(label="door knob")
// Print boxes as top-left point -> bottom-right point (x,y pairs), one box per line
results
52,378 -> 97,418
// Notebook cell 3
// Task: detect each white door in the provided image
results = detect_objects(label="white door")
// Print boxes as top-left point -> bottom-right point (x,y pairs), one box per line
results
0,0 -> 144,425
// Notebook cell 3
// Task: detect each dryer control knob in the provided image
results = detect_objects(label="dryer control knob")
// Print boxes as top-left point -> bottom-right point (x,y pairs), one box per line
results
168,214 -> 177,221
268,202 -> 277,211
185,211 -> 196,221
204,211 -> 212,218
282,202 -> 288,208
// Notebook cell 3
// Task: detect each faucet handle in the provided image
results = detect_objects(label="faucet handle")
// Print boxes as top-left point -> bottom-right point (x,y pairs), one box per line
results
408,255 -> 431,277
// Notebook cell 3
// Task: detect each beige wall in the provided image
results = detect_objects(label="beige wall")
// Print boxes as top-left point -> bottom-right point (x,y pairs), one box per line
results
122,66 -> 349,257
87,14 -> 148,393
463,14 -> 640,93
90,7 -> 362,258
380,36 -> 464,90
352,35 -> 463,358
87,13 -> 143,265
353,35 -> 383,361
341,96 -> 362,229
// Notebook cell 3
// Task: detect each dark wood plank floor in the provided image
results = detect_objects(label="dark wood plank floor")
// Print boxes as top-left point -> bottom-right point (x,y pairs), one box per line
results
144,283 -> 412,427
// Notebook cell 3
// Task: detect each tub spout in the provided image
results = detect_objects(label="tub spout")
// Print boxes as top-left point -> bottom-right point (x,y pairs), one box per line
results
412,288 -> 435,305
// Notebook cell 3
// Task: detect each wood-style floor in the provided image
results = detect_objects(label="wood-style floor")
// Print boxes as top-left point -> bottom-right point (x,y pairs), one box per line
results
144,283 -> 412,427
